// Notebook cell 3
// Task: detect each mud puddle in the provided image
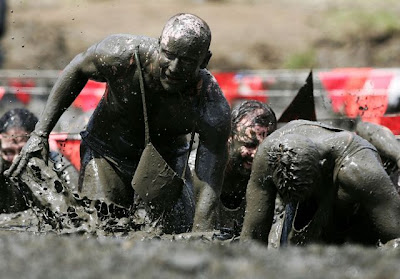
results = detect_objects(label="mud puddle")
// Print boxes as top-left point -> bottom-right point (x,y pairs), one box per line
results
1,158 -> 400,278
0,228 -> 398,279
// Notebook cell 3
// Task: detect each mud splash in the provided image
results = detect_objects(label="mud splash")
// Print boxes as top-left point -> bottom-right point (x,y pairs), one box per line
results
2,157 -> 166,237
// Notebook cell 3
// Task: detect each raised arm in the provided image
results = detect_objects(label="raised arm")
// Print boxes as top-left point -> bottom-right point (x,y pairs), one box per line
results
6,38 -> 109,177
355,121 -> 400,168
240,142 -> 277,243
192,83 -> 231,231
35,48 -> 100,136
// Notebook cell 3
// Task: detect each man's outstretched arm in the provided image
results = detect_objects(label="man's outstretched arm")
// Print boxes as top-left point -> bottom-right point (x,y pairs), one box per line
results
6,44 -> 100,177
192,89 -> 231,232
241,144 -> 277,243
192,140 -> 228,231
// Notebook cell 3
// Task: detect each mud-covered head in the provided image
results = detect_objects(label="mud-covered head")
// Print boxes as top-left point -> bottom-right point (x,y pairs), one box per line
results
229,100 -> 277,176
158,13 -> 212,93
0,108 -> 38,167
267,134 -> 321,203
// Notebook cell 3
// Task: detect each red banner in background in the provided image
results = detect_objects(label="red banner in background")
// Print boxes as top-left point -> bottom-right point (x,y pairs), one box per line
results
72,80 -> 106,112
0,86 -> 5,101
49,133 -> 81,170
380,115 -> 400,135
319,68 -> 395,126
347,69 -> 393,123
319,68 -> 372,114
9,79 -> 35,105
214,72 -> 268,106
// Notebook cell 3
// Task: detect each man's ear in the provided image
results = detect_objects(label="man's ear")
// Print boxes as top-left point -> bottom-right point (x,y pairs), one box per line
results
200,50 -> 212,69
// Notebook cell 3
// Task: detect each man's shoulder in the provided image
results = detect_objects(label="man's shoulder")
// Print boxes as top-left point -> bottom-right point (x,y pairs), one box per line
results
199,69 -> 228,105
199,69 -> 219,89
94,34 -> 157,62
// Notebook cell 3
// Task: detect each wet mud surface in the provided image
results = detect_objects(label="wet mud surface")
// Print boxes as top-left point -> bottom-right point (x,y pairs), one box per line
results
0,229 -> 399,279
1,156 -> 399,278
0,160 -> 398,279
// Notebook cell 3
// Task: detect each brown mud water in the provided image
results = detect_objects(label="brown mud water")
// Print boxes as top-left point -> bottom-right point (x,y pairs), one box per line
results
1,158 -> 400,278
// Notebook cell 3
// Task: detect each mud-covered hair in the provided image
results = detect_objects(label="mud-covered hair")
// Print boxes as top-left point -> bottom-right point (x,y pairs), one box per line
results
231,100 -> 277,136
267,134 -> 321,202
0,108 -> 38,134
161,13 -> 212,51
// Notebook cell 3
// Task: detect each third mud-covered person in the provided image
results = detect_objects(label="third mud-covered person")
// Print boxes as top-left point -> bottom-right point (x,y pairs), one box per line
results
7,13 -> 231,233
241,120 -> 400,246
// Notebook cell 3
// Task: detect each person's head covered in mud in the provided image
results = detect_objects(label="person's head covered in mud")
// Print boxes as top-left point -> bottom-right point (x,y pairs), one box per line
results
218,101 -> 276,230
0,108 -> 38,170
267,134 -> 321,203
228,100 -> 277,177
158,13 -> 212,93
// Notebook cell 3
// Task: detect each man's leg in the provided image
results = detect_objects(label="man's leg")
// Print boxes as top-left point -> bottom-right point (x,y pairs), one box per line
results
79,143 -> 135,208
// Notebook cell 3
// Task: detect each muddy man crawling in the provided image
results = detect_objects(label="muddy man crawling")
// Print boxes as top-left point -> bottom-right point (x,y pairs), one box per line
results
241,120 -> 400,246
6,13 -> 231,233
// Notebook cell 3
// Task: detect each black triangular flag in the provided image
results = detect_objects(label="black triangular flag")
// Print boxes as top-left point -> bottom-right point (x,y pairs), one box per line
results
278,70 -> 316,123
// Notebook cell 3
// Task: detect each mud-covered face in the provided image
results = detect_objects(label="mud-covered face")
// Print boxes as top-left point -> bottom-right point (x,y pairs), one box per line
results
158,28 -> 209,93
0,128 -> 29,169
229,116 -> 271,176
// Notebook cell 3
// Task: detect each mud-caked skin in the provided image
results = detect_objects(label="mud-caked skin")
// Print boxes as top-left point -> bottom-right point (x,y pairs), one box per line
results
218,101 -> 276,233
6,14 -> 231,232
355,121 -> 400,190
241,120 -> 400,245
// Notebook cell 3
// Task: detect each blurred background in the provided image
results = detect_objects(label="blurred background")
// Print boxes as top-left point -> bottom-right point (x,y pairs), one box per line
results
3,0 -> 400,71
1,0 -> 400,168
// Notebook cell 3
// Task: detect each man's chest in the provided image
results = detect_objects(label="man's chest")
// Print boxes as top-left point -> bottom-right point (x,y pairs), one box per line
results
146,94 -> 202,133
106,78 -> 203,134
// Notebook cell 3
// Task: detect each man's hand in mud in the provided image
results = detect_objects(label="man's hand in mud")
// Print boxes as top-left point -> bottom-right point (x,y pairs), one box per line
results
4,132 -> 49,178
